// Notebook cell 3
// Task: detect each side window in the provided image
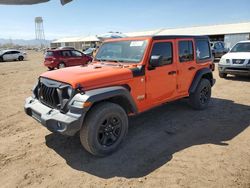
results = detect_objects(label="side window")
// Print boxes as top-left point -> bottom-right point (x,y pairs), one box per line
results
61,50 -> 71,57
214,43 -> 221,49
151,42 -> 172,65
178,40 -> 194,62
196,40 -> 211,61
71,50 -> 82,57
220,42 -> 225,48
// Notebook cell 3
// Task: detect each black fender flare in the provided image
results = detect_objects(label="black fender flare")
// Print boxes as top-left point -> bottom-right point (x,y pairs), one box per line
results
71,86 -> 138,114
189,68 -> 215,94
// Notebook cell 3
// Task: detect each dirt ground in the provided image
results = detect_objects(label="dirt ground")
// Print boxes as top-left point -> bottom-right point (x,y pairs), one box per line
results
0,51 -> 249,188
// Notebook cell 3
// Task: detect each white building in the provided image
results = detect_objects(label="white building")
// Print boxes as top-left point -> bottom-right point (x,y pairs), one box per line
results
51,22 -> 250,50
50,35 -> 100,50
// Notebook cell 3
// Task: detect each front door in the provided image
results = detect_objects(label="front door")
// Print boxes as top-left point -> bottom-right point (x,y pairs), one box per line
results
145,40 -> 177,105
71,50 -> 84,66
176,39 -> 197,94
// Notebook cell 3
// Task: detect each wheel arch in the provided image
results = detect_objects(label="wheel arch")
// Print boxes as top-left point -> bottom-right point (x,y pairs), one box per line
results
189,68 -> 215,94
78,86 -> 138,115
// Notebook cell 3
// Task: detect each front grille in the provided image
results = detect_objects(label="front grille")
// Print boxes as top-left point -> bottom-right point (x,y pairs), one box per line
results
232,59 -> 245,64
39,84 -> 60,109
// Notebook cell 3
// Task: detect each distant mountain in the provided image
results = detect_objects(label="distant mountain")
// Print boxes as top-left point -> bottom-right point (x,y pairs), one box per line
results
0,38 -> 51,46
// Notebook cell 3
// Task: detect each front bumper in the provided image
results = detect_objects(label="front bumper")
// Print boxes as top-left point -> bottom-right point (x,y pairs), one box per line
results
24,97 -> 86,136
218,65 -> 250,76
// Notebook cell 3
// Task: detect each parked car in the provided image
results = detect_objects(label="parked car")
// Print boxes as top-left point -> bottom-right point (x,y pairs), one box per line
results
83,47 -> 95,57
44,49 -> 92,70
218,40 -> 250,78
25,35 -> 215,156
210,41 -> 228,59
0,50 -> 27,62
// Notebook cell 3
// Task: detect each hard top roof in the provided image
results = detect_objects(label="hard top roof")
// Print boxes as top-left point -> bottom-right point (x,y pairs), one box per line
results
105,35 -> 210,42
152,35 -> 209,40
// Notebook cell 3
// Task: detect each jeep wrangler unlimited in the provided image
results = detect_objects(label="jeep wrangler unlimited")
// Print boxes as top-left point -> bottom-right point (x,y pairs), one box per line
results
24,35 -> 215,156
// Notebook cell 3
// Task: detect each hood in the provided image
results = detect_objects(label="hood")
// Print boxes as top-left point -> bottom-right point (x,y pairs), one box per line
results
40,63 -> 134,89
222,52 -> 250,59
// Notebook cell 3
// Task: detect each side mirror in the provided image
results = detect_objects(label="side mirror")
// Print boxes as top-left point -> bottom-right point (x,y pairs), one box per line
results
149,55 -> 162,68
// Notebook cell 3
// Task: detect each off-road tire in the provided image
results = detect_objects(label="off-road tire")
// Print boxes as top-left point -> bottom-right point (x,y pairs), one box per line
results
58,62 -> 66,69
189,78 -> 211,110
0,57 -> 4,62
219,72 -> 227,78
18,56 -> 24,61
80,102 -> 128,157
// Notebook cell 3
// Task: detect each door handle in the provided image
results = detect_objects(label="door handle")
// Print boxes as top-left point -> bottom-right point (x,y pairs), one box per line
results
188,66 -> 196,71
168,71 -> 177,75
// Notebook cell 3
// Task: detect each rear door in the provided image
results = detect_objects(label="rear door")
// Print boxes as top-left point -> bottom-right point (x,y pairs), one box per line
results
2,51 -> 12,61
145,40 -> 177,105
60,50 -> 72,65
176,39 -> 196,94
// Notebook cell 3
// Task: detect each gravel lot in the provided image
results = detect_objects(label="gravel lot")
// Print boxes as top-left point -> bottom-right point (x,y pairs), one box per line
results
0,51 -> 249,188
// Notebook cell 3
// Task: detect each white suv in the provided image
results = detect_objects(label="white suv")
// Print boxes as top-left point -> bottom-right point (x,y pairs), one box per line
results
0,50 -> 27,62
218,40 -> 250,78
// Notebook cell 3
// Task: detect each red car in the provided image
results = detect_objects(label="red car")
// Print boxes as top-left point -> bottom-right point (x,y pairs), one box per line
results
44,49 -> 92,70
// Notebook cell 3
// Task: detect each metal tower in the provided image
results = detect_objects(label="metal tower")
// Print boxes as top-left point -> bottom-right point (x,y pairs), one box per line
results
35,17 -> 45,46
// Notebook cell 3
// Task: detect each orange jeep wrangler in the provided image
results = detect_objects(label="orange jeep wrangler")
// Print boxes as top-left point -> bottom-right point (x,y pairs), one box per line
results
25,35 -> 215,156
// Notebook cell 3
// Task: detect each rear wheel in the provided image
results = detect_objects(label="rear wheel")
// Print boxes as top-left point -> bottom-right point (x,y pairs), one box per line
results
48,67 -> 54,71
0,57 -> 3,62
80,102 -> 128,157
58,62 -> 65,69
18,56 -> 24,61
189,79 -> 211,110
219,72 -> 227,78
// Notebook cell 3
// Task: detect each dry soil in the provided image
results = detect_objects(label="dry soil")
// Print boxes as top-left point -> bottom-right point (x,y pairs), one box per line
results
0,51 -> 249,188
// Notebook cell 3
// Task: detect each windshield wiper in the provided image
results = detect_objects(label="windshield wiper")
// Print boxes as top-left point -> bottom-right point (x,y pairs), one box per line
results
108,60 -> 124,66
95,58 -> 107,62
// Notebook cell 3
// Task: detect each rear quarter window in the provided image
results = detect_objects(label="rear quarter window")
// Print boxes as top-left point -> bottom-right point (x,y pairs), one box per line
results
195,40 -> 211,61
45,51 -> 54,57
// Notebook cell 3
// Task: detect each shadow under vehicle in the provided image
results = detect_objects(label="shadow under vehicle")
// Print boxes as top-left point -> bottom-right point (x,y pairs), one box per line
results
45,97 -> 250,178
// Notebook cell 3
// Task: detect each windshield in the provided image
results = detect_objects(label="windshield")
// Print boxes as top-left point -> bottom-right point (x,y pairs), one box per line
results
230,42 -> 250,52
95,40 -> 147,63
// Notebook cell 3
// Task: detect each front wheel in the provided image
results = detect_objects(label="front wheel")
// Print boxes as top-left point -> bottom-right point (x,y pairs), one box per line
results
189,79 -> 211,110
80,102 -> 128,157
18,56 -> 24,61
219,72 -> 227,78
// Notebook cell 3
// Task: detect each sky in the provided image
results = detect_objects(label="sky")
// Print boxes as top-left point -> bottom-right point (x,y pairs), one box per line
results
0,0 -> 249,40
